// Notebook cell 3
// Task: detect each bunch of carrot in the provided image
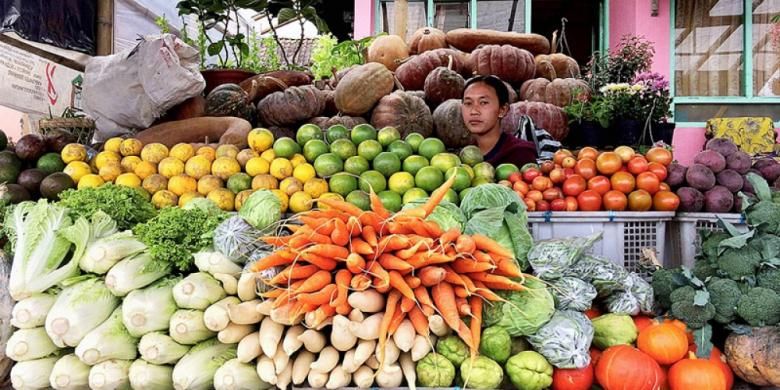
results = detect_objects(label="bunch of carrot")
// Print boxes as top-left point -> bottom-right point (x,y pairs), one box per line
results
249,174 -> 529,365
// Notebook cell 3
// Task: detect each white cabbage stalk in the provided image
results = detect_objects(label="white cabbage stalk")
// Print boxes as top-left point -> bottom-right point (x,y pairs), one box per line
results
75,307 -> 138,365
49,354 -> 90,390
194,250 -> 243,275
45,277 -> 119,347
128,359 -> 174,390
11,292 -> 56,329
173,272 -> 227,310
80,231 -> 146,274
122,277 -> 180,337
214,358 -> 272,390
169,309 -> 215,345
105,252 -> 168,297
10,356 -> 59,390
138,332 -> 190,365
172,338 -> 237,390
89,359 -> 132,390
5,327 -> 58,361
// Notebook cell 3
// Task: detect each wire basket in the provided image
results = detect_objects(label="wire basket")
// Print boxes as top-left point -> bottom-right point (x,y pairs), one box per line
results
38,117 -> 96,145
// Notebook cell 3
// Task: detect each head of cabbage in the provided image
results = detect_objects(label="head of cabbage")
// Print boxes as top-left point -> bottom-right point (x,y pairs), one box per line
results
238,190 -> 281,231
482,277 -> 555,337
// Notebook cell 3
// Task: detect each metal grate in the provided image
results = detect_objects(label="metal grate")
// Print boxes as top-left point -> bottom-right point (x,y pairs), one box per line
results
693,220 -> 722,257
623,221 -> 660,274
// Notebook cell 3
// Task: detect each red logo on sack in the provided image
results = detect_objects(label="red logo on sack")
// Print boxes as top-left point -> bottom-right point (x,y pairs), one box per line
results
46,63 -> 58,105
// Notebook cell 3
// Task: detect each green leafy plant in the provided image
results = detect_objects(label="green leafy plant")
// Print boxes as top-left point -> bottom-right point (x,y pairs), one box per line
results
563,95 -> 612,128
155,14 -> 171,34
584,34 -> 655,91
310,33 -> 377,79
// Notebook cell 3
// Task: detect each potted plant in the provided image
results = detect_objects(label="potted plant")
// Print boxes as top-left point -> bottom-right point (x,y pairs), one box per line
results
600,83 -> 646,146
564,95 -> 612,148
633,72 -> 674,145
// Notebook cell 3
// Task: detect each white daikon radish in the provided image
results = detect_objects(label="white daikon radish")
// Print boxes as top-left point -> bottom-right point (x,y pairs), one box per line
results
276,359 -> 292,390
310,346 -> 339,373
307,369 -> 328,388
258,316 -> 284,357
256,299 -> 273,316
393,319 -> 415,352
236,331 -> 260,363
411,334 -> 436,361
325,365 -> 351,389
330,315 -> 357,351
342,349 -> 360,373
291,350 -> 315,385
218,322 -> 254,344
298,329 -> 326,353
429,314 -> 450,336
348,308 -> 364,322
349,312 -> 383,340
237,272 -> 258,301
376,338 -> 400,364
227,299 -> 263,325
353,339 -> 376,368
203,297 -> 241,332
272,347 -> 290,375
256,355 -> 277,385
282,325 -> 305,356
347,290 -> 385,312
353,365 -> 374,388
212,273 -> 238,296
400,353 -> 417,390
376,362 -> 403,387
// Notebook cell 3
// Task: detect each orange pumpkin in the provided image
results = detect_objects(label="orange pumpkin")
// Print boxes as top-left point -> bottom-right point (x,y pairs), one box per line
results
633,315 -> 656,332
688,345 -> 734,390
407,27 -> 448,54
637,322 -> 689,365
367,35 -> 409,71
595,345 -> 663,390
552,363 -> 594,390
668,353 -> 728,390
664,318 -> 694,344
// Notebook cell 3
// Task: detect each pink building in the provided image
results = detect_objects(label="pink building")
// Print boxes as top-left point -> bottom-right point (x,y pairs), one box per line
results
354,0 -> 780,164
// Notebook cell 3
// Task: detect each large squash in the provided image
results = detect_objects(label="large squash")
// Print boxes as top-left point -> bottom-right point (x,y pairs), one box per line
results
408,27 -> 448,55
724,326 -> 780,386
468,45 -> 536,86
370,91 -> 433,138
501,101 -> 568,140
239,70 -> 312,103
535,53 -> 580,80
424,57 -> 466,107
368,35 -> 409,71
334,62 -> 395,116
595,345 -> 664,390
433,99 -> 472,148
519,78 -> 591,107
308,115 -> 367,129
446,28 -> 550,55
205,83 -> 255,123
257,85 -> 325,127
395,48 -> 469,91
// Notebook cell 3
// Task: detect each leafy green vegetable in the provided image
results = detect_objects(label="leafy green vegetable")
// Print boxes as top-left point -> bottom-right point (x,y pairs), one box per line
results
310,33 -> 376,80
530,233 -> 602,280
482,277 -> 555,337
403,199 -> 466,232
238,190 -> 280,231
58,184 -> 156,231
133,207 -> 227,273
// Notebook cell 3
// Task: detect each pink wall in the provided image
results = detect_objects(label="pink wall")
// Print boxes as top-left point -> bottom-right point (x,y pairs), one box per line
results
354,0 -> 374,39
0,105 -> 24,142
609,0 -> 671,80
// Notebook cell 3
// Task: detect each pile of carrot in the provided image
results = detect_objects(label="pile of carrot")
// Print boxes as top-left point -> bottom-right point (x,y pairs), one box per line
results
249,174 -> 529,365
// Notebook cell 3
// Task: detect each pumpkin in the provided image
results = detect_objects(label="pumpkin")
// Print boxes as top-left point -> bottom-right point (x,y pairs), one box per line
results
535,53 -> 581,80
689,345 -> 735,390
334,62 -> 395,116
370,91 -> 433,138
308,115 -> 367,129
501,101 -> 568,141
668,353 -> 728,390
407,27 -> 448,54
395,48 -> 469,91
368,35 -> 409,71
636,322 -> 689,365
632,316 -> 655,332
205,83 -> 255,122
724,326 -> 780,386
504,81 -> 519,103
257,85 -> 325,126
424,56 -> 466,107
595,345 -> 663,390
433,99 -> 473,148
329,65 -> 358,89
239,70 -> 312,103
519,78 -> 591,107
268,126 -> 295,140
321,89 -> 339,116
664,318 -> 694,344
446,28 -> 550,54
469,45 -> 536,86
551,363 -> 594,390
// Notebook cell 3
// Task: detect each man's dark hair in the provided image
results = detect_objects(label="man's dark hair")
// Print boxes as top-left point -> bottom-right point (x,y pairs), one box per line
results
463,75 -> 510,106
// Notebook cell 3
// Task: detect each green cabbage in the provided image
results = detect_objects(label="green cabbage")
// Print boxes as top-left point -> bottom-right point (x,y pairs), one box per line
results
238,190 -> 281,231
591,313 -> 638,349
482,277 -> 555,337
528,233 -> 602,280
402,199 -> 466,232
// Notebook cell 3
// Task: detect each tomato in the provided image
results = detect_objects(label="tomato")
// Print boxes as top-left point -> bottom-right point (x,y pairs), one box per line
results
540,160 -> 556,174
554,149 -> 573,166
523,168 -> 541,183
562,174 -> 587,197
543,187 -> 563,201
564,167 -> 576,178
508,171 -> 523,183
610,171 -> 636,194
596,152 -> 623,175
614,145 -> 636,163
603,190 -> 628,211
551,198 -> 566,211
587,176 -> 611,196
577,190 -> 602,211
578,147 -> 599,161
532,176 -> 553,191
648,162 -> 668,181
526,190 -> 543,202
524,198 -> 536,211
628,190 -> 653,211
513,180 -> 530,195
646,147 -> 673,166
659,182 -> 671,192
574,158 -> 597,180
627,156 -> 649,175
537,199 -> 550,211
653,190 -> 680,211
499,180 -> 512,188
636,171 -> 661,194
562,156 -> 577,169
549,168 -> 567,184
565,196 -> 578,211
584,307 -> 602,319
551,364 -> 594,390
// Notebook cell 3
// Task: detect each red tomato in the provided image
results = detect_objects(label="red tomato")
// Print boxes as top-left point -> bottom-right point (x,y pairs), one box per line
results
585,307 -> 602,319
636,171 -> 661,194
552,364 -> 595,390
587,176 -> 611,196
627,156 -> 649,175
543,188 -> 563,201
537,199 -> 551,211
659,182 -> 671,192
648,162 -> 668,181
554,149 -> 574,166
610,171 -> 636,194
540,160 -> 556,174
633,315 -> 656,332
596,152 -> 623,175
577,190 -> 602,211
562,156 -> 577,169
653,190 -> 681,211
590,348 -> 603,364
513,180 -> 530,195
508,171 -> 523,183
646,147 -> 673,166
526,190 -> 543,202
550,168 -> 567,184
524,198 -> 537,211
551,198 -> 567,211
523,169 -> 541,183
603,190 -> 628,211
562,175 -> 587,197
565,196 -> 578,211
628,190 -> 653,211
574,158 -> 597,180
532,176 -> 553,191
578,147 -> 599,161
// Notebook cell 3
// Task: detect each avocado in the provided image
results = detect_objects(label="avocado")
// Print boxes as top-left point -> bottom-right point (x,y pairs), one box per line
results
36,153 -> 66,175
40,172 -> 75,200
0,163 -> 20,185
17,169 -> 46,196
0,183 -> 31,204
15,134 -> 47,161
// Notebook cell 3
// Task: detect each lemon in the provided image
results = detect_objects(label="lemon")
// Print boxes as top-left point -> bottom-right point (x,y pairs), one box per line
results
216,144 -> 240,159
279,177 -> 303,196
271,189 -> 289,213
260,149 -> 276,162
185,155 -> 212,180
248,128 -> 274,153
168,174 -> 198,196
236,149 -> 259,168
289,191 -> 313,213
120,156 -> 143,173
196,146 -> 216,162
104,137 -> 123,153
178,191 -> 203,207
94,151 -> 121,171
270,158 -> 293,180
303,178 -> 328,198
245,157 -> 270,176
99,163 -> 122,182
141,143 -> 169,164
115,173 -> 142,188
317,192 -> 344,210
142,174 -> 168,194
158,157 -> 185,178
211,157 -> 241,180
170,143 -> 195,162
119,138 -> 143,156
198,175 -> 224,196
207,188 -> 235,211
77,174 -> 105,189
134,161 -> 157,180
251,174 -> 278,190
152,190 -> 178,208
290,154 -> 307,168
61,143 -> 87,163
293,163 -> 316,183
235,190 -> 253,211
64,161 -> 92,183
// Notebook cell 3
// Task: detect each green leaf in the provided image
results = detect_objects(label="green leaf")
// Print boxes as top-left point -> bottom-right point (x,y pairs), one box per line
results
717,217 -> 743,237
207,41 -> 225,56
747,172 -> 772,202
237,42 -> 250,56
693,324 -> 713,359
717,230 -> 755,254
277,7 -> 296,24
693,290 -> 710,306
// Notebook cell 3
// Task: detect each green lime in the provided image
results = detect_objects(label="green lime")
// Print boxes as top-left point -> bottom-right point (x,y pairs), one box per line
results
329,138 -> 357,161
402,187 -> 428,204
445,166 -> 472,192
346,190 -> 370,211
36,152 -> 66,175
377,127 -> 401,147
359,170 -> 387,193
430,153 -> 461,173
473,162 -> 496,180
387,140 -> 413,161
444,189 -> 459,205
329,173 -> 358,196
418,138 -> 446,160
373,152 -> 401,177
402,155 -> 429,176
344,156 -> 370,175
273,137 -> 301,159
357,140 -> 383,161
496,163 -> 520,181
313,153 -> 343,178
378,190 -> 403,212
415,166 -> 444,192
405,133 -> 424,152
326,125 -> 350,143
227,173 -> 252,193
459,145 -> 484,166
351,124 -> 377,144
388,172 -> 415,195
303,139 -> 330,163
296,124 -> 323,146
460,187 -> 473,200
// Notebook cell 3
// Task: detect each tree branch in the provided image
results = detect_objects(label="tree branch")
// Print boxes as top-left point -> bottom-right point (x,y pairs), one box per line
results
266,11 -> 291,67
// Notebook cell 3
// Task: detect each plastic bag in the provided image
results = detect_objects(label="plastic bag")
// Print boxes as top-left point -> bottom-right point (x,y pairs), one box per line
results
528,233 -> 602,280
526,310 -> 593,369
551,277 -> 597,311
565,254 -> 630,297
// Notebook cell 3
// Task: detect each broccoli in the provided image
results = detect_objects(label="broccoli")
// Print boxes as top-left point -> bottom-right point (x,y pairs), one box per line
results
670,286 -> 696,303
651,267 -> 683,310
700,231 -> 730,260
736,287 -> 780,326
670,301 -> 716,329
692,259 -> 719,281
757,267 -> 780,294
706,277 -> 742,324
717,247 -> 761,281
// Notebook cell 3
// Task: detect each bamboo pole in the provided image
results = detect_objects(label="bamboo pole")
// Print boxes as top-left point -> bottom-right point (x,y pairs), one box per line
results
394,0 -> 408,39
96,0 -> 114,55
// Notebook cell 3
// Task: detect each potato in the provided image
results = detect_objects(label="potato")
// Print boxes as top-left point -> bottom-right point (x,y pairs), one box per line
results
705,137 -> 738,158
704,185 -> 735,213
666,162 -> 687,188
685,164 -> 716,192
726,151 -> 752,174
758,162 -> 780,183
694,150 -> 726,173
676,187 -> 704,212
716,169 -> 744,193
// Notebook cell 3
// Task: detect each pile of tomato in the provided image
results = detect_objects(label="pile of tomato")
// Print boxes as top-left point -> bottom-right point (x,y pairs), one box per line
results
505,146 -> 681,212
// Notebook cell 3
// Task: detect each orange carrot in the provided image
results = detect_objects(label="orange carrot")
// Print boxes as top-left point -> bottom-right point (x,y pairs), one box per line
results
388,306 -> 406,335
361,225 -> 378,247
472,280 -> 505,302
247,251 -> 294,271
304,209 -> 345,220
304,244 -> 350,260
400,296 -> 415,313
351,274 -> 372,291
408,306 -> 430,336
272,291 -> 291,308
350,238 -> 375,256
385,222 -> 414,235
309,304 -> 337,328
317,197 -> 364,217
420,304 -> 435,316
346,253 -> 367,274
421,173 -> 457,217
404,275 -> 421,289
469,296 -> 483,360
439,227 -> 461,249
395,206 -> 426,220
456,296 -> 471,316
378,253 -> 415,273
418,266 -> 447,287
330,218 -> 350,246
495,257 -> 522,278
472,250 -> 496,264
423,220 -> 443,238
395,240 -> 427,260
413,286 -> 435,309
297,284 -> 337,305
389,270 -> 416,301
261,235 -> 293,247
297,215 -> 328,229
346,216 -> 363,237
368,262 -> 390,288
470,272 -> 526,291
259,289 -> 285,298
455,235 -> 476,254
332,269 -> 351,308
299,252 -> 338,271
451,258 -> 496,274
294,270 -> 333,294
378,235 -> 412,252
378,291 -> 402,365
336,301 -> 351,316
369,189 -> 392,219
454,286 -> 469,298
431,282 -> 461,331
359,212 -> 383,232
407,252 -> 453,269
471,234 -> 514,258
269,264 -> 320,285
409,222 -> 431,238
374,278 -> 391,293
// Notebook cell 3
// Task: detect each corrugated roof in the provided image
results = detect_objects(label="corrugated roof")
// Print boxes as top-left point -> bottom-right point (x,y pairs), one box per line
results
259,37 -> 318,67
